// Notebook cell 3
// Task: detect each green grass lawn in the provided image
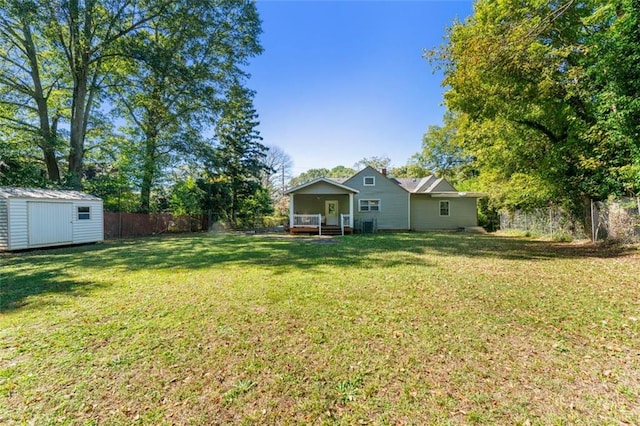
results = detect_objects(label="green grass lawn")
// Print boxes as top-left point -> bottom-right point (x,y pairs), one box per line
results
1,232 -> 639,425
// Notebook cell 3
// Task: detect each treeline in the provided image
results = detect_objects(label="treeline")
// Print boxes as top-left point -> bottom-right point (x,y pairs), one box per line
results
0,0 -> 285,227
417,0 -> 640,231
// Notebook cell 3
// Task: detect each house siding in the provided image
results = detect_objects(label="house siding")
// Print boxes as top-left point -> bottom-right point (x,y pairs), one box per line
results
345,167 -> 409,230
0,197 -> 7,249
292,194 -> 350,215
293,181 -> 351,195
410,195 -> 478,230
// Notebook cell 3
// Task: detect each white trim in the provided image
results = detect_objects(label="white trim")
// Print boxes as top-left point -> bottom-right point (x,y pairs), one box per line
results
430,192 -> 485,198
439,200 -> 450,217
289,194 -> 295,228
359,199 -> 381,212
349,193 -> 354,227
363,176 -> 375,186
77,206 -> 91,220
284,177 -> 359,195
407,193 -> 411,229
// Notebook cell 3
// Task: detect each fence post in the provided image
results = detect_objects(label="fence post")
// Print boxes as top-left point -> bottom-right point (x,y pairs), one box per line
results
590,199 -> 596,242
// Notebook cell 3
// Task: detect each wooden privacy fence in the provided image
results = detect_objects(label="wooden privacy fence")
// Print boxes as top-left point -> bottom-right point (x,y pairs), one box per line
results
104,212 -> 208,239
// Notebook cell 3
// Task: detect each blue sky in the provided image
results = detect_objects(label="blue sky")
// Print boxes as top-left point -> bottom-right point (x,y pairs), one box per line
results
247,0 -> 473,176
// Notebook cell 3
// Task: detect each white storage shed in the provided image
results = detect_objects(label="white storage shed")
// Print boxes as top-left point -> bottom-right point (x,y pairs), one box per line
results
0,187 -> 103,251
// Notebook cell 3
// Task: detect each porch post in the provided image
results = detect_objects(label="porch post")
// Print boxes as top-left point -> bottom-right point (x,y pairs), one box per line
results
289,194 -> 295,229
349,192 -> 354,227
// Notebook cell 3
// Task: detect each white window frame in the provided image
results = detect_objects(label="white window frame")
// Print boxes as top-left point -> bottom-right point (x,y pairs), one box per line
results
439,200 -> 450,217
77,206 -> 91,220
363,176 -> 375,186
359,199 -> 381,212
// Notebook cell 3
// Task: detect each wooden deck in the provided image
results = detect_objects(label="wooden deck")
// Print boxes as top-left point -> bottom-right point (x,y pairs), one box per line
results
289,226 -> 353,236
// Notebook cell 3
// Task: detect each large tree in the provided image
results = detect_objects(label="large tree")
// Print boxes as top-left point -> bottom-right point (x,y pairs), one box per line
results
0,0 -> 66,182
211,83 -> 270,226
429,0 -> 638,223
111,0 -> 262,212
44,0 -> 173,188
415,111 -> 473,184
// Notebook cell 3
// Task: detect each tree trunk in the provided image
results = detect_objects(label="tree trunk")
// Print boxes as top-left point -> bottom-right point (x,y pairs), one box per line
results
68,78 -> 87,189
139,131 -> 158,214
22,20 -> 61,182
42,147 -> 60,182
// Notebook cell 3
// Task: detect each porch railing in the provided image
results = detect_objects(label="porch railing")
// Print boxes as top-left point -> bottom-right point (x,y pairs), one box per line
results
340,214 -> 351,236
292,214 -> 323,235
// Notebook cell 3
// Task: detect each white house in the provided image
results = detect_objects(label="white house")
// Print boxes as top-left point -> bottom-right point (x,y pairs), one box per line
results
0,187 -> 104,250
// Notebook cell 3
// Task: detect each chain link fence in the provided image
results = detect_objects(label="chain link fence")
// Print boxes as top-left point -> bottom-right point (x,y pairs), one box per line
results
499,197 -> 640,243
592,197 -> 640,243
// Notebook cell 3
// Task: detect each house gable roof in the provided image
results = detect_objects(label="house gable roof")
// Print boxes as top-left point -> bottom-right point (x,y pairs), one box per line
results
343,166 -> 411,192
284,177 -> 359,195
286,166 -> 484,197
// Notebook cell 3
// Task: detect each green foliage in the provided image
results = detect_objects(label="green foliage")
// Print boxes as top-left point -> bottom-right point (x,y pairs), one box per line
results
414,111 -> 475,185
388,162 -> 431,178
427,0 -> 640,228
210,83 -> 271,227
235,186 -> 274,229
0,137 -> 48,187
109,0 -> 262,212
288,168 -> 331,188
289,165 -> 356,187
169,177 -> 205,216
0,0 -> 264,205
81,165 -> 137,213
353,155 -> 391,171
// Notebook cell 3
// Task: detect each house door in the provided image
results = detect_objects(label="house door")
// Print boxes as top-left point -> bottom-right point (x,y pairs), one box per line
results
325,200 -> 339,226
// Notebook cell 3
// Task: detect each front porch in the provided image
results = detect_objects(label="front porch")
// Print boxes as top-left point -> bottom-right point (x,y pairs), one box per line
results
289,214 -> 353,236
284,177 -> 359,237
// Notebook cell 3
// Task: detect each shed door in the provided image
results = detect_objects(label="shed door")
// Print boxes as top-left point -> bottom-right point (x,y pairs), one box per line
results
28,202 -> 73,246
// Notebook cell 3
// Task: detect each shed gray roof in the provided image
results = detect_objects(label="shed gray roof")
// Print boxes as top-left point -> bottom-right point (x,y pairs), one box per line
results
0,187 -> 101,201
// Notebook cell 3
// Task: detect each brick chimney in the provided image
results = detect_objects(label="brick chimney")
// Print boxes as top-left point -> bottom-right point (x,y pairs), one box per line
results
381,168 -> 387,177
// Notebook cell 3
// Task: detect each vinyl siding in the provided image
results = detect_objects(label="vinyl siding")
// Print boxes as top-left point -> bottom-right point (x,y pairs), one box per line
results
292,181 -> 351,195
0,198 -> 7,249
345,167 -> 409,230
410,196 -> 478,230
8,199 -> 29,250
72,200 -> 104,243
2,197 -> 103,250
292,194 -> 350,215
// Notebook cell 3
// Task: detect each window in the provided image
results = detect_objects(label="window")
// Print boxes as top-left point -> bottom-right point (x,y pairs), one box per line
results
359,199 -> 380,212
439,200 -> 450,217
363,176 -> 375,186
77,206 -> 91,220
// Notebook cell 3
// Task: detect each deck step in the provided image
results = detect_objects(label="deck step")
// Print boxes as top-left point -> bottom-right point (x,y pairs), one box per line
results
289,226 -> 353,236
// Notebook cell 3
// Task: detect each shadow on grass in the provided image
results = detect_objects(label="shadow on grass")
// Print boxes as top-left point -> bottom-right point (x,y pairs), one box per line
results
0,265 -> 103,312
1,232 -> 634,313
